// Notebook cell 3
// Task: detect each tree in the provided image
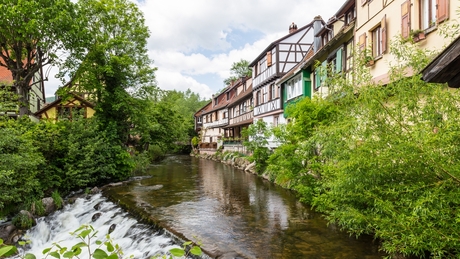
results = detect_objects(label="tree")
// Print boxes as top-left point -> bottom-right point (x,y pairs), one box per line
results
0,0 -> 82,115
223,59 -> 252,86
67,0 -> 157,143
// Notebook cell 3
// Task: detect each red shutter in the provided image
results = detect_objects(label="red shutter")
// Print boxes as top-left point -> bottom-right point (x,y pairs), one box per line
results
437,0 -> 449,23
267,51 -> 272,67
381,15 -> 387,54
401,0 -> 411,39
359,33 -> 367,52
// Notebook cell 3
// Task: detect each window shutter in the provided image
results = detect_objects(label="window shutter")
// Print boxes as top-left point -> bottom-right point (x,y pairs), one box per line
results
358,33 -> 366,52
381,15 -> 387,54
361,0 -> 367,6
267,51 -> 272,67
401,0 -> 411,39
437,0 -> 449,23
336,48 -> 343,72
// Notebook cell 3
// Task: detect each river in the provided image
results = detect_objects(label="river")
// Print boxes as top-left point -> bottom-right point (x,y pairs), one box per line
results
102,155 -> 384,259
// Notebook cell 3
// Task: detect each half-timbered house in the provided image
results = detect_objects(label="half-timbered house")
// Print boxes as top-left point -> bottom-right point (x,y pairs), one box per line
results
249,17 -> 324,147
198,85 -> 235,153
34,92 -> 95,122
222,76 -> 253,153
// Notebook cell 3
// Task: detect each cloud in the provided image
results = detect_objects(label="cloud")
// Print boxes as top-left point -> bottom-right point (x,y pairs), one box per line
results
45,0 -> 346,98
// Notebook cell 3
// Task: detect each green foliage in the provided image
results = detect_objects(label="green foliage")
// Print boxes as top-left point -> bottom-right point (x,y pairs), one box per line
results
267,35 -> 460,258
223,59 -> 252,86
0,238 -> 18,258
51,191 -> 63,210
30,199 -> 46,217
132,151 -> 151,174
0,123 -> 43,210
0,0 -> 81,115
242,120 -> 271,173
12,213 -> 33,230
147,145 -> 166,162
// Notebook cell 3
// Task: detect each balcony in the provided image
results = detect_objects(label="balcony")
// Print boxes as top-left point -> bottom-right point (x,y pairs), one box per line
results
254,98 -> 281,116
253,66 -> 277,89
229,111 -> 253,126
203,118 -> 229,128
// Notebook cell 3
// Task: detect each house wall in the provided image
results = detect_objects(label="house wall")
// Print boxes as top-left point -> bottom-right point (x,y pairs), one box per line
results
356,0 -> 459,84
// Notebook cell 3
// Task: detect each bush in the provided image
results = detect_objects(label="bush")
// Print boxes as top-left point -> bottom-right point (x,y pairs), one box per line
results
148,144 -> 165,162
12,212 -> 33,229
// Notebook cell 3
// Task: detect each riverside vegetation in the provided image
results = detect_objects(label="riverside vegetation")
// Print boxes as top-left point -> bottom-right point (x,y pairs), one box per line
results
232,33 -> 460,258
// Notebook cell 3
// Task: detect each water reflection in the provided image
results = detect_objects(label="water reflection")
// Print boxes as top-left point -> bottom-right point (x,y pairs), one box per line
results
104,156 -> 384,259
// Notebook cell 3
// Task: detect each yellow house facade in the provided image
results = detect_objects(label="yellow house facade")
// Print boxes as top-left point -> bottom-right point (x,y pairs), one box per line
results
34,93 -> 95,122
356,0 -> 459,84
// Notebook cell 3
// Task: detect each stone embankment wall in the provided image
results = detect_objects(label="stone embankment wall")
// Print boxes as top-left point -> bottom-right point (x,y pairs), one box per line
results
191,151 -> 271,181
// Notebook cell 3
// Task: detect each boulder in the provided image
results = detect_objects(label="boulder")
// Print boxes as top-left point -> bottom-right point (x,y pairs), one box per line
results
91,213 -> 102,222
42,197 -> 56,216
0,223 -> 16,243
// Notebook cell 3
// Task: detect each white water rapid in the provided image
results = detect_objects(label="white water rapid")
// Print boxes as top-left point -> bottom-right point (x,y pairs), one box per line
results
16,193 -> 182,259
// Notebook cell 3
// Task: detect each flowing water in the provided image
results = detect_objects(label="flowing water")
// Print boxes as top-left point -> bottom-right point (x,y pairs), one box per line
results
16,194 -> 183,259
102,155 -> 385,259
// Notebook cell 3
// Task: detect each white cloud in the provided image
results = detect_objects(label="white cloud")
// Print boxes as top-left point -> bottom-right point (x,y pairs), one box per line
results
45,0 -> 346,98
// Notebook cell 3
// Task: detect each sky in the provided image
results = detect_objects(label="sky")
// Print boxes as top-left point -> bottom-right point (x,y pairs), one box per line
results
45,0 -> 346,99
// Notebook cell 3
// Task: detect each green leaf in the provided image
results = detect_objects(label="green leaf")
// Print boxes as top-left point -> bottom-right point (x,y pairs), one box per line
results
0,239 -> 3,245
169,248 -> 185,257
189,246 -> 202,256
182,241 -> 192,246
107,253 -> 118,259
79,229 -> 92,238
50,251 -> 61,258
95,240 -> 102,245
18,241 -> 26,246
105,241 -> 114,252
24,253 -> 37,259
43,247 -> 52,254
0,245 -> 17,257
71,242 -> 88,250
63,251 -> 75,258
93,248 -> 109,259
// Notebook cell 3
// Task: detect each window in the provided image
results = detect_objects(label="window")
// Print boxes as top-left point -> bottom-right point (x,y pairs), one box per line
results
256,90 -> 261,105
273,116 -> 279,127
270,84 -> 276,100
371,15 -> 387,57
420,0 -> 449,29
286,74 -> 302,100
372,26 -> 382,57
197,116 -> 202,123
345,39 -> 354,79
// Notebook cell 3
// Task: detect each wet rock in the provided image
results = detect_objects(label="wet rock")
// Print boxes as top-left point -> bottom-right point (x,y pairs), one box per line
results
42,197 -> 56,216
0,223 -> 16,243
94,202 -> 103,210
92,213 -> 102,222
217,252 -> 245,259
108,224 -> 116,234
146,185 -> 163,191
244,161 -> 256,174
90,187 -> 100,194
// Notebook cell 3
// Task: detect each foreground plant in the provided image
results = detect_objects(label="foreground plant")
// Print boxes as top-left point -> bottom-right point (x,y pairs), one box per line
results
0,225 -> 203,259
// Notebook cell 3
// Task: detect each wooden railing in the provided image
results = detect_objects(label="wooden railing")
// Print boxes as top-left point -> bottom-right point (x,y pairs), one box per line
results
229,111 -> 253,125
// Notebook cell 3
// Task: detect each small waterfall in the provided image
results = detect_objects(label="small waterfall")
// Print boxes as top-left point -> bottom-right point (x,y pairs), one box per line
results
16,194 -> 183,259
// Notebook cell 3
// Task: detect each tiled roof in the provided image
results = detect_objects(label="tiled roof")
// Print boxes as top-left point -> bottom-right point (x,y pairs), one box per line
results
0,66 -> 13,84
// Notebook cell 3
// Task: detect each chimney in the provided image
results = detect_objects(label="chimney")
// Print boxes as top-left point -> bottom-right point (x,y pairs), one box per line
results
289,22 -> 298,33
313,15 -> 323,53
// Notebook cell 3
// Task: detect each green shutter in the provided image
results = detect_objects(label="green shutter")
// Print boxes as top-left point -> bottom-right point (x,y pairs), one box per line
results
336,48 -> 343,72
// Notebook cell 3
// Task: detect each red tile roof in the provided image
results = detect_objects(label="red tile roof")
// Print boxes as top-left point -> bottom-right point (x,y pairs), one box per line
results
0,66 -> 13,84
